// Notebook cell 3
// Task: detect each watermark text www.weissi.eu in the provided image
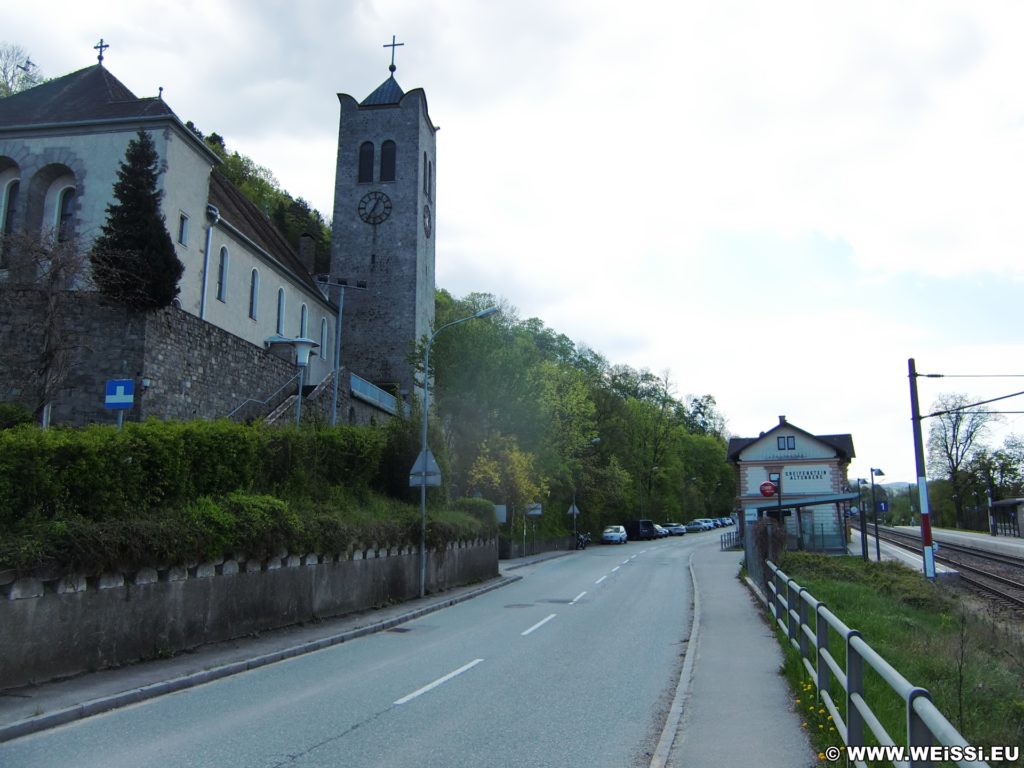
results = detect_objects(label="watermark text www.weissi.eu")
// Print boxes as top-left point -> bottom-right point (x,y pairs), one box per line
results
820,745 -> 1020,763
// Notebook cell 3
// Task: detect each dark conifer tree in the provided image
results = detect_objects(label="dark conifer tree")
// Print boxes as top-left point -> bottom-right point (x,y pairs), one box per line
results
90,129 -> 184,308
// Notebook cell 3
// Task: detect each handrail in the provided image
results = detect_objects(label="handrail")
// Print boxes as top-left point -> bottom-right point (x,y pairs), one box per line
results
226,372 -> 300,420
766,560 -> 989,768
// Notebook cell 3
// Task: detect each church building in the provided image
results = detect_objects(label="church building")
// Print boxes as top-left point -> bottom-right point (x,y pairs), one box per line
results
0,43 -> 434,425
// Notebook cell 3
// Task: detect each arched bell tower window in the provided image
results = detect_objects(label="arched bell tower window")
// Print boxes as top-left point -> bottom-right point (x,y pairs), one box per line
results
358,142 -> 374,183
380,140 -> 396,182
0,178 -> 19,268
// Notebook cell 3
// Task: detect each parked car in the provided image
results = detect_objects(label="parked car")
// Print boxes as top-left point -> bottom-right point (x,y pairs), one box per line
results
653,524 -> 669,538
662,522 -> 686,536
718,517 -> 734,527
693,518 -> 717,530
602,525 -> 627,544
622,519 -> 658,541
685,520 -> 705,533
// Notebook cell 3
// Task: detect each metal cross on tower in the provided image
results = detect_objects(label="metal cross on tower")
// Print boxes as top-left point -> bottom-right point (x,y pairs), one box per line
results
94,39 -> 109,64
383,35 -> 404,73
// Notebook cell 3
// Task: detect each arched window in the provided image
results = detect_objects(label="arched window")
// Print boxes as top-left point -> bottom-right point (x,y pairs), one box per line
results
56,186 -> 75,242
423,153 -> 428,195
319,317 -> 328,359
380,140 -> 396,182
216,247 -> 229,302
428,160 -> 432,201
0,178 -> 18,269
276,288 -> 286,334
358,142 -> 374,183
300,303 -> 308,337
248,269 -> 259,319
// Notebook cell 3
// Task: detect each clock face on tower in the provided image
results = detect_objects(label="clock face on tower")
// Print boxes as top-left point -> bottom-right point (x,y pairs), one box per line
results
358,191 -> 392,225
423,204 -> 432,238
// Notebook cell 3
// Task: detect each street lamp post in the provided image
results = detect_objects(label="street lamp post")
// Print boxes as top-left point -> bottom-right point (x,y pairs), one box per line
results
415,306 -> 499,599
870,468 -> 885,561
857,478 -> 869,561
265,335 -> 318,425
315,277 -> 367,426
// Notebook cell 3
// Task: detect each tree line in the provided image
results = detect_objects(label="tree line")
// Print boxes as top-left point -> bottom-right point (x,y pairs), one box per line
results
412,291 -> 736,540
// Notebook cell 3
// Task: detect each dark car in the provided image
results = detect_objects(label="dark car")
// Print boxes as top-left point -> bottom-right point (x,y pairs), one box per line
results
622,519 -> 658,541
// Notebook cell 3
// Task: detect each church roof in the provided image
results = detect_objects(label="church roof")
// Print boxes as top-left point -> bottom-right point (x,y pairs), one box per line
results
0,64 -> 175,128
360,75 -> 405,107
207,170 -> 323,297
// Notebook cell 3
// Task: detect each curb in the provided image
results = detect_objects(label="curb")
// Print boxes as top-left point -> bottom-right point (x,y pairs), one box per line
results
650,550 -> 701,768
0,573 -> 521,744
500,550 -> 575,571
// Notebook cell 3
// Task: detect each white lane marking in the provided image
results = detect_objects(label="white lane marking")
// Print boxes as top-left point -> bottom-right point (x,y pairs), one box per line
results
394,659 -> 484,705
630,555 -> 638,560
611,566 -> 621,572
521,613 -> 557,636
595,575 -> 607,585
620,559 -> 630,565
570,591 -> 586,604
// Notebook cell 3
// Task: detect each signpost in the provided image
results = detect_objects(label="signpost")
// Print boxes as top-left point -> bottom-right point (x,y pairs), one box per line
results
104,379 -> 134,428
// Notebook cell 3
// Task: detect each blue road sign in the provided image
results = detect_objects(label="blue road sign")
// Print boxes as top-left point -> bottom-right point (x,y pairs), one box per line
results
104,379 -> 135,410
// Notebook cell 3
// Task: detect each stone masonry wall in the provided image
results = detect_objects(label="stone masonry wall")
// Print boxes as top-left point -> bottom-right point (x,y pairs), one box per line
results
0,538 -> 499,689
0,289 -> 388,425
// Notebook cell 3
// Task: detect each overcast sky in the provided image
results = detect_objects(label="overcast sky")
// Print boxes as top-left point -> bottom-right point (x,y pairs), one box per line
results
8,1 -> 1024,484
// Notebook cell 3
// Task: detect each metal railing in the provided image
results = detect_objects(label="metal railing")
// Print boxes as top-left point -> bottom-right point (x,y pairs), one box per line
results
720,530 -> 741,550
226,373 -> 300,421
766,560 -> 988,768
349,373 -> 399,415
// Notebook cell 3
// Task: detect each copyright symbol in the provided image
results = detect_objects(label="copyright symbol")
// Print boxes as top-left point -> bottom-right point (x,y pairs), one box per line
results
824,746 -> 842,762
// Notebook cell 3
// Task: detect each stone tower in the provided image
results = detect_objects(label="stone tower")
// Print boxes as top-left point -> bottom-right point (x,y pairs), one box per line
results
329,60 -> 437,400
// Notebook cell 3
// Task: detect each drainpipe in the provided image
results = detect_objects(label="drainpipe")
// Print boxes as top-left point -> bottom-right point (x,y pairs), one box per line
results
200,204 -> 220,320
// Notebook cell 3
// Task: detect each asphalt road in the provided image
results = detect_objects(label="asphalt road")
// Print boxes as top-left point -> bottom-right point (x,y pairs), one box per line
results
0,535 -> 704,768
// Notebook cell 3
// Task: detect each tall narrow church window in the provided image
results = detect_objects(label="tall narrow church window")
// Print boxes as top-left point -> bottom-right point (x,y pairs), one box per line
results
216,247 -> 229,302
380,140 -> 396,182
177,213 -> 190,245
276,288 -> 286,334
358,142 -> 374,183
319,318 -> 328,359
249,269 -> 259,320
423,153 -> 428,195
0,180 -> 18,269
427,160 -> 433,202
300,303 -> 308,338
56,187 -> 75,242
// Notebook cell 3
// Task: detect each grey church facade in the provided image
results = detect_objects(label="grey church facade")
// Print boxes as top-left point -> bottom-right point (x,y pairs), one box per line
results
0,52 -> 435,424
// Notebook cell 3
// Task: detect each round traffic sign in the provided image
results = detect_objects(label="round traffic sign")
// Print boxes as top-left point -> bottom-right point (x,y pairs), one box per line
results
759,481 -> 776,498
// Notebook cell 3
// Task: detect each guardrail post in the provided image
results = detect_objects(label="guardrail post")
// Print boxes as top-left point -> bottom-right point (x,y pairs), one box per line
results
771,564 -> 783,624
787,578 -> 800,645
907,688 -> 934,768
846,629 -> 865,748
815,602 -> 830,696
798,588 -> 809,658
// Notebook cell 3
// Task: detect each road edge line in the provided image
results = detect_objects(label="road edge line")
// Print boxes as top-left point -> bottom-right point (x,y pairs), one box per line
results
649,550 -> 701,768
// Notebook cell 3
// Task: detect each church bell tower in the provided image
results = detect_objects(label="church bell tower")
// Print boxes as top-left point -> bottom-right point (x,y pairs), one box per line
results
329,41 -> 437,401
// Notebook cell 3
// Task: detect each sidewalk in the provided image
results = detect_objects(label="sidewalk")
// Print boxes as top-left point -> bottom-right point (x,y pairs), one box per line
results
0,553 -> 569,743
665,545 -> 816,768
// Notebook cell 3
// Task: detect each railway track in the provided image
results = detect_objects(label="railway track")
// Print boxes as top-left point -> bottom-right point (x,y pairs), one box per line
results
857,525 -> 1024,610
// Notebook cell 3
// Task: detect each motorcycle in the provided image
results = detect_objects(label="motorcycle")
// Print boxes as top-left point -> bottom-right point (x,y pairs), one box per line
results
575,532 -> 591,550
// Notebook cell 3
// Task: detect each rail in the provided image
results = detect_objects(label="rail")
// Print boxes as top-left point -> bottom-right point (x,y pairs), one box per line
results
720,530 -> 741,551
766,560 -> 988,768
349,373 -> 399,415
226,373 -> 300,421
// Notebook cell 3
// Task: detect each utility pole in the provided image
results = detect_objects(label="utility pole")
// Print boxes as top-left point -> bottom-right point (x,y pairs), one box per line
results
908,358 -> 937,579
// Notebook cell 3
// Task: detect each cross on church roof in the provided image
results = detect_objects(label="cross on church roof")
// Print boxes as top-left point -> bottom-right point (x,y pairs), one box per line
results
383,35 -> 404,74
94,38 -> 109,64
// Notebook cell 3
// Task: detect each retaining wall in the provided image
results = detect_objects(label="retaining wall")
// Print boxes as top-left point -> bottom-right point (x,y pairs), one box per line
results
0,538 -> 498,689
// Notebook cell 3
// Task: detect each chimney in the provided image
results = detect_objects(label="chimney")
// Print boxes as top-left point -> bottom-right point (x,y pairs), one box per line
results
779,415 -> 787,425
298,234 -> 316,275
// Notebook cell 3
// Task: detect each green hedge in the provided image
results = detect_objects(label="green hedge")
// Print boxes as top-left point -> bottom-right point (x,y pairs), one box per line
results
0,420 -> 384,527
0,421 -> 493,577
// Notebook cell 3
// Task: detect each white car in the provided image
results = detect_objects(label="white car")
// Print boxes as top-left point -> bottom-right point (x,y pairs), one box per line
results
602,525 -> 627,544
